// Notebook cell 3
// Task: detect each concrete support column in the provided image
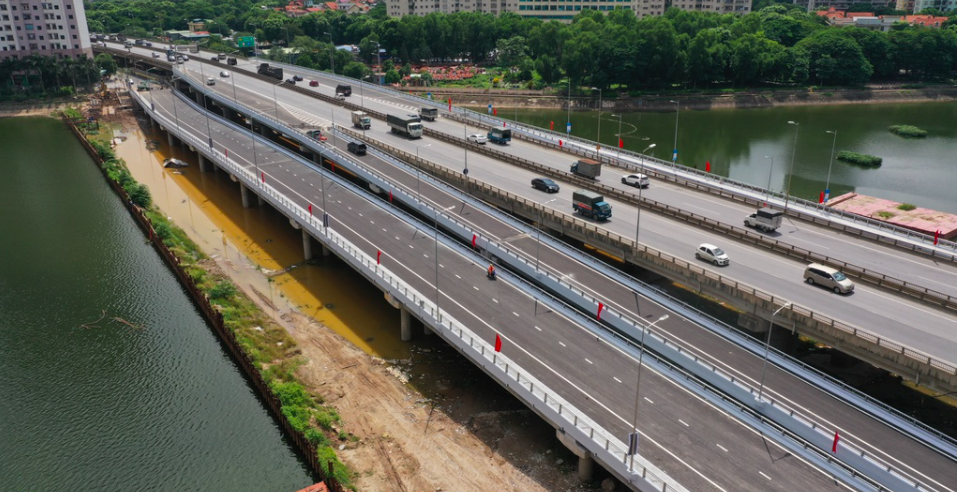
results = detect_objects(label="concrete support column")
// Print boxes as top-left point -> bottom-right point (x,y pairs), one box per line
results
198,154 -> 208,173
149,116 -> 156,129
167,132 -> 175,148
302,229 -> 313,261
257,195 -> 265,207
321,244 -> 331,257
400,306 -> 412,342
577,454 -> 594,482
423,325 -> 433,336
239,182 -> 251,208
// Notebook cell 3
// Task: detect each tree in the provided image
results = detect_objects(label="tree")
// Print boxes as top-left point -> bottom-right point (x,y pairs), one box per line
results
343,61 -> 369,79
795,30 -> 873,85
95,53 -> 118,76
385,69 -> 401,84
495,35 -> 528,68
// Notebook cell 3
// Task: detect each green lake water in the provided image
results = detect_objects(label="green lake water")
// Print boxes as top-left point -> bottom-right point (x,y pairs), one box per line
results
0,117 -> 313,491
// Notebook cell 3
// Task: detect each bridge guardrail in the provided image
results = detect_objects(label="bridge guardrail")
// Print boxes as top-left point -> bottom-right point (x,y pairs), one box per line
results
339,126 -> 957,386
133,86 -> 687,492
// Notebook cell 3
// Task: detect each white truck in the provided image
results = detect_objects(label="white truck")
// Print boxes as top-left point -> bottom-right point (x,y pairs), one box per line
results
351,111 -> 371,130
744,208 -> 784,232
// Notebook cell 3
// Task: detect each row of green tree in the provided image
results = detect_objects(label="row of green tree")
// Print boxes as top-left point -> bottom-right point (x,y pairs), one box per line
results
0,55 -> 102,100
84,0 -> 957,88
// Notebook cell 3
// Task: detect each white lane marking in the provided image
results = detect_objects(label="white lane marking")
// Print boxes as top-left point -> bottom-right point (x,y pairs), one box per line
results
455,274 -> 461,279
613,377 -> 622,383
679,419 -> 689,427
716,444 -> 728,452
759,472 -> 772,481
644,397 -> 654,404
559,341 -> 566,347
585,358 -> 593,364
535,326 -> 542,331
513,311 -> 520,317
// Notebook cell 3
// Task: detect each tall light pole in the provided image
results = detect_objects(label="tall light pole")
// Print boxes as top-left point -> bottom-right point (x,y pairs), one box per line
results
198,62 -> 213,149
824,130 -> 837,204
592,87 -> 602,159
566,77 -> 571,135
785,120 -> 800,212
324,32 -> 335,74
536,198 -> 558,272
669,99 -> 679,170
635,144 -> 655,248
613,113 -> 623,160
757,302 -> 791,403
764,155 -> 775,206
628,314 -> 669,471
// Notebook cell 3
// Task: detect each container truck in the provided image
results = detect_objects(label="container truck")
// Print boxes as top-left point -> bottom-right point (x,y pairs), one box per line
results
572,190 -> 612,221
257,63 -> 283,80
744,208 -> 784,232
351,111 -> 371,130
487,127 -> 511,144
570,159 -> 602,179
387,114 -> 423,139
419,107 -> 438,121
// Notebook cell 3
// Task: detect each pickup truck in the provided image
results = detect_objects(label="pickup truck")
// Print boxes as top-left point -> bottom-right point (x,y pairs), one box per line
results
487,127 -> 511,144
744,208 -> 783,232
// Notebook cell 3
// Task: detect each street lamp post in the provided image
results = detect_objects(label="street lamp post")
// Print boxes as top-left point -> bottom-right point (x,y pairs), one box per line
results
824,130 -> 837,204
634,143 -> 655,249
764,155 -> 775,206
536,198 -> 558,272
592,87 -> 602,159
566,77 -> 571,135
785,120 -> 800,212
757,302 -> 791,402
628,314 -> 669,471
613,113 -> 624,160
669,100 -> 679,170
198,63 -> 213,149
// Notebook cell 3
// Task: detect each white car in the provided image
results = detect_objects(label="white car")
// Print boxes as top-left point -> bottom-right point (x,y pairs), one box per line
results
468,133 -> 488,144
696,243 -> 729,266
220,71 -> 230,77
622,173 -> 650,188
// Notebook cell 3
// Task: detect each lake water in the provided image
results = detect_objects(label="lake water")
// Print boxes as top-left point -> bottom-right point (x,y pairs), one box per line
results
0,117 -> 313,491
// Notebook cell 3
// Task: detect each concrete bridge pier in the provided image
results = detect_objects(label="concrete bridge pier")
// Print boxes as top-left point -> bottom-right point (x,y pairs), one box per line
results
197,154 -> 208,173
167,131 -> 175,148
239,182 -> 251,208
321,244 -> 332,258
400,306 -> 413,341
556,430 -> 594,482
302,229 -> 313,261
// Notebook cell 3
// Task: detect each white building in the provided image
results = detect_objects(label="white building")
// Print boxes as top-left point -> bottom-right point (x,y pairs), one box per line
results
0,0 -> 92,61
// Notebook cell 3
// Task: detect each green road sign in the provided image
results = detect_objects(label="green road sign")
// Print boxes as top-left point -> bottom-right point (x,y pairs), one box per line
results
237,36 -> 255,48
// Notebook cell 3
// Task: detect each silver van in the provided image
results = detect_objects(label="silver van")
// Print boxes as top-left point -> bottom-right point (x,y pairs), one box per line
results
804,263 -> 854,294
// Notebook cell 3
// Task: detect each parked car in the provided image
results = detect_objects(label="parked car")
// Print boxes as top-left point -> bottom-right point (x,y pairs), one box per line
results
220,71 -> 230,77
468,133 -> 488,144
621,173 -> 650,188
531,177 -> 560,193
292,75 -> 303,81
804,263 -> 855,294
695,243 -> 729,266
309,80 -> 319,87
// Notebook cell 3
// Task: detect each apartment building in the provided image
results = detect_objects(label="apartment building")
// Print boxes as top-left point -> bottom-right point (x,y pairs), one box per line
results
386,0 -> 750,20
0,0 -> 92,61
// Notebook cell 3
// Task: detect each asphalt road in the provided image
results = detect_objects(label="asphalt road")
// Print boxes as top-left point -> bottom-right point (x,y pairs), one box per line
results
142,86 -> 859,492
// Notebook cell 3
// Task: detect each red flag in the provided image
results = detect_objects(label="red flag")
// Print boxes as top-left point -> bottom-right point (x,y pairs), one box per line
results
619,138 -> 624,148
819,191 -> 825,204
503,121 -> 507,127
261,172 -> 265,183
225,149 -> 228,158
308,203 -> 312,215
331,162 -> 336,172
389,189 -> 393,202
471,234 -> 477,248
377,250 -> 381,265
493,108 -> 497,116
494,334 -> 502,352
550,121 -> 554,130
597,302 -> 604,320
448,97 -> 452,111
935,230 -> 941,245
559,140 -> 563,148
705,161 -> 711,172
832,431 -> 840,453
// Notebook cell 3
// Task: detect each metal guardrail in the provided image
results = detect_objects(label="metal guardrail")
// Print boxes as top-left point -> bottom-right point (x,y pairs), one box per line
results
132,86 -> 687,492
148,67 -> 957,459
341,127 -> 957,383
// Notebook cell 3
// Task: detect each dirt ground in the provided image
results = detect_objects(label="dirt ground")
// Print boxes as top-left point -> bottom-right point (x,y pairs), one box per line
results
101,104 -> 602,492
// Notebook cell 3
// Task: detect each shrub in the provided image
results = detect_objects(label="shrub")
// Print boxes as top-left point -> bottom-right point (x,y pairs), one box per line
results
837,151 -> 882,166
889,125 -> 927,138
209,280 -> 238,300
877,211 -> 895,219
897,203 -> 917,211
127,183 -> 152,208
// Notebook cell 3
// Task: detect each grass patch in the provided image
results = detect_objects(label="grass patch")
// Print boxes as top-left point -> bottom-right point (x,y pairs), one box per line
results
69,116 -> 356,489
897,203 -> 917,211
877,211 -> 895,219
837,151 -> 882,166
889,125 -> 927,138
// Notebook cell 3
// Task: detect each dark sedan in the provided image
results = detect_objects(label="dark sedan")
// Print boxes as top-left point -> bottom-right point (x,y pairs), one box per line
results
531,177 -> 560,193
